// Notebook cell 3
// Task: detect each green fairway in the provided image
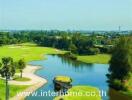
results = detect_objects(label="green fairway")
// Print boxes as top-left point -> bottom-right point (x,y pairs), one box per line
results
0,79 -> 28,100
77,54 -> 111,64
54,86 -> 102,100
0,43 -> 64,62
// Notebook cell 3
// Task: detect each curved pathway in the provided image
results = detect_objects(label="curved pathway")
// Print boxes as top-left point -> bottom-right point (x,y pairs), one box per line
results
10,65 -> 47,100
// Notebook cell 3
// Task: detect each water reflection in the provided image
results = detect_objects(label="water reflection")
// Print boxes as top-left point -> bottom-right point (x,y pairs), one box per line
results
57,54 -> 93,72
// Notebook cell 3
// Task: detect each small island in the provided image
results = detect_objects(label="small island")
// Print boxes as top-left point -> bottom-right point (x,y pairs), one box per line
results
53,76 -> 72,92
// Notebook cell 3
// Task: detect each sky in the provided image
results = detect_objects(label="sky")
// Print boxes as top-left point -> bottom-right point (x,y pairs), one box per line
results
0,0 -> 132,30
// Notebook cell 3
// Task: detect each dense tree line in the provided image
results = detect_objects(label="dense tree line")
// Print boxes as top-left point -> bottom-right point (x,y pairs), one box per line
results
0,30 -> 131,55
30,31 -> 119,55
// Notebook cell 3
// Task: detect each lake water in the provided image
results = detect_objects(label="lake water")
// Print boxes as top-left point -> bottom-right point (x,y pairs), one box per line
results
26,55 -> 132,100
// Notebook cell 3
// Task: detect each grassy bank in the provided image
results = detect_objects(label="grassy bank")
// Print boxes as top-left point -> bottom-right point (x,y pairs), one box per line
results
0,80 -> 28,100
54,86 -> 102,100
77,54 -> 111,64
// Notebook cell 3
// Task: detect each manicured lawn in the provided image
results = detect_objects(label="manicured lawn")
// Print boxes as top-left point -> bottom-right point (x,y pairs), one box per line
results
0,43 -> 65,62
77,54 -> 111,64
54,76 -> 72,83
0,79 -> 28,100
54,86 -> 102,100
13,77 -> 31,82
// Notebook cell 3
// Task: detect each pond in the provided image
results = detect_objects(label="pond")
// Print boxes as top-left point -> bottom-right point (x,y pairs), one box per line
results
26,55 -> 132,100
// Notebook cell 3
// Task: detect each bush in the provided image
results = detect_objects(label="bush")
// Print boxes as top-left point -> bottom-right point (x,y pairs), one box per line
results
109,79 -> 128,91
87,48 -> 100,55
63,52 -> 77,60
99,46 -> 111,53
69,44 -> 77,54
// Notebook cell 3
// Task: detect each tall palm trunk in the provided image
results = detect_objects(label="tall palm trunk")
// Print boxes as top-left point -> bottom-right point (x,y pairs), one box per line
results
5,76 -> 9,100
20,70 -> 23,78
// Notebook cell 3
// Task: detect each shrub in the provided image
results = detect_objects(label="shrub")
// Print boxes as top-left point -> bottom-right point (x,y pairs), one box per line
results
87,48 -> 100,55
63,52 -> 77,60
109,79 -> 128,91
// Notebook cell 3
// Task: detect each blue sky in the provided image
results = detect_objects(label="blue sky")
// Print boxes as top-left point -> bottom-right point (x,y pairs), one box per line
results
0,0 -> 132,30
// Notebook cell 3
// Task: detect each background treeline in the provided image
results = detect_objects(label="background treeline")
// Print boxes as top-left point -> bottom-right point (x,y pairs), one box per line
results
0,30 -> 132,55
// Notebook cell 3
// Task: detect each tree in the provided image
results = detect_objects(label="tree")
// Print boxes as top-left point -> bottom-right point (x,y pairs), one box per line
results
0,57 -> 15,100
69,44 -> 77,54
88,48 -> 100,55
10,62 -> 17,77
107,37 -> 132,90
18,59 -> 26,78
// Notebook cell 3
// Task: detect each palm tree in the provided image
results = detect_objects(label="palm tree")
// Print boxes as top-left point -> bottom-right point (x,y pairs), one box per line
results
0,57 -> 15,100
18,59 -> 26,78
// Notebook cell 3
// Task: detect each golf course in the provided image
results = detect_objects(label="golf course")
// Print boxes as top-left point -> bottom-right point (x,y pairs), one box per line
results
1,0 -> 132,100
0,43 -> 111,100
